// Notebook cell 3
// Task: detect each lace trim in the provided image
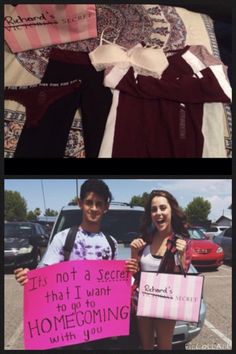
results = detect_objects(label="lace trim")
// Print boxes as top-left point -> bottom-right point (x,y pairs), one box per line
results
92,61 -> 166,79
133,65 -> 165,79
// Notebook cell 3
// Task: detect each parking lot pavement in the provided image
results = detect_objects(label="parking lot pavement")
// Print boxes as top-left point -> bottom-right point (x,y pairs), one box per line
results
186,264 -> 232,350
4,274 -> 24,350
4,264 -> 232,350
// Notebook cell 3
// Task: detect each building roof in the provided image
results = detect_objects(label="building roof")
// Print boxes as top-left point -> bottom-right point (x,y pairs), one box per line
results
215,215 -> 232,223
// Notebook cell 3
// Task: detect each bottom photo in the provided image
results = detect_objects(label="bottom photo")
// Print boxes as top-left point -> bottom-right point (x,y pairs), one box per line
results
4,178 -> 232,351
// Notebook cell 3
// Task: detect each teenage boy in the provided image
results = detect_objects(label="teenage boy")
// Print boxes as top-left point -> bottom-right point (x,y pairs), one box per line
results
14,179 -> 138,349
15,178 -> 138,283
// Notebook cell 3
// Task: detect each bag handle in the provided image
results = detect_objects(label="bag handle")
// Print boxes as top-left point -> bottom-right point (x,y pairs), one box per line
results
176,251 -> 187,277
157,234 -> 187,277
174,234 -> 188,277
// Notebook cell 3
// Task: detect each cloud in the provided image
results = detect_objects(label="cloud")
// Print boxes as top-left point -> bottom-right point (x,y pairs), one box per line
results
137,179 -> 231,196
135,179 -> 232,222
206,195 -> 232,221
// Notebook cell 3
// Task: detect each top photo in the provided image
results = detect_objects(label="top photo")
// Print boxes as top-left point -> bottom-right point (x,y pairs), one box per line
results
4,3 -> 232,159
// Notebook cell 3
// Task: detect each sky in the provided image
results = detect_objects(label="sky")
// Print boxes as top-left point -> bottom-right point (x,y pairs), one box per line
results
4,178 -> 232,222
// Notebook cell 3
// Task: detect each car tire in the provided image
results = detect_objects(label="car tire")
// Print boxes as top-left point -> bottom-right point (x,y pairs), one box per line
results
173,343 -> 186,350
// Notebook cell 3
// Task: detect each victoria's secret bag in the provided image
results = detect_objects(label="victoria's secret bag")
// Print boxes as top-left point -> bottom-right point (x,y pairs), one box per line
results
137,270 -> 204,322
4,4 -> 97,53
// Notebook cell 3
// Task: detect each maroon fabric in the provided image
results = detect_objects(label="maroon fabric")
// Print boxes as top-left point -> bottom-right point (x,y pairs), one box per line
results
111,47 -> 230,158
48,48 -> 92,65
4,80 -> 81,128
4,80 -> 81,158
112,89 -> 205,158
158,233 -> 192,274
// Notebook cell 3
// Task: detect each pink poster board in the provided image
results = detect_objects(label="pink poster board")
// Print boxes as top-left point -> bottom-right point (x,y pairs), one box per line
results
24,260 -> 131,349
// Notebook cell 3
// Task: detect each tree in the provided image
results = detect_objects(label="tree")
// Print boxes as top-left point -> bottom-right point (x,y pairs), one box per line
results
33,208 -> 41,217
27,211 -> 37,221
130,192 -> 150,207
44,208 -> 58,216
5,190 -> 27,221
68,196 -> 78,206
185,197 -> 211,225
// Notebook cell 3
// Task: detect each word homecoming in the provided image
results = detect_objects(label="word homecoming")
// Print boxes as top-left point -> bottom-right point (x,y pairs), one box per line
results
27,305 -> 130,339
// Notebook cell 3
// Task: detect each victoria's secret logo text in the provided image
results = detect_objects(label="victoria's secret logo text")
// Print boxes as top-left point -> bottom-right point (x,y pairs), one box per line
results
4,11 -> 93,31
143,284 -> 198,302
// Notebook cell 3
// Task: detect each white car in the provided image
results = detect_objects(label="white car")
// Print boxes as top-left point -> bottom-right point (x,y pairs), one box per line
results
205,226 -> 230,240
213,227 -> 232,261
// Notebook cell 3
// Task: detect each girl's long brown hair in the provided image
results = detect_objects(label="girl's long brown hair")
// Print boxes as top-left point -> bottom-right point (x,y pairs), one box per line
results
140,190 -> 189,243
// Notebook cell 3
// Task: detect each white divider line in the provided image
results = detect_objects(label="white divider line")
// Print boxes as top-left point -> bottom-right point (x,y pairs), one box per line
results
204,319 -> 232,347
5,321 -> 23,350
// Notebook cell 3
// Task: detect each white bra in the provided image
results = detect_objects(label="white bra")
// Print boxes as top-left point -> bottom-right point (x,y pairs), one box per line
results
89,27 -> 169,78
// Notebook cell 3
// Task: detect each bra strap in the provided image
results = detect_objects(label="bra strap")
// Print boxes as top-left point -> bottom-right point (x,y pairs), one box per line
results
100,26 -> 120,45
144,42 -> 162,49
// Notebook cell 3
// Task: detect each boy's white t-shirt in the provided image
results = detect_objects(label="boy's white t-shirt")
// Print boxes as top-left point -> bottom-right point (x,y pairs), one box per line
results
37,226 -> 118,268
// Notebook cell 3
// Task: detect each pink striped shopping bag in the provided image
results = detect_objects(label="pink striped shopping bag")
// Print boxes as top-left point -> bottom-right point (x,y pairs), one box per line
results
137,272 -> 204,322
4,4 -> 97,53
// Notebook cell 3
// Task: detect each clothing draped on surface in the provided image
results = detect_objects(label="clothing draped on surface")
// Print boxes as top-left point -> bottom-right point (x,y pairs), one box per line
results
4,5 -> 232,158
99,45 -> 231,158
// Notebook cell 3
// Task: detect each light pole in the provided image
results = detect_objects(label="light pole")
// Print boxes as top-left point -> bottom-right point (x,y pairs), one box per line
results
76,179 -> 79,200
41,180 -> 47,220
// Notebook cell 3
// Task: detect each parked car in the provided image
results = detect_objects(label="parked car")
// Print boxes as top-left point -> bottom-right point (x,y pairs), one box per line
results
188,227 -> 224,269
190,226 -> 209,238
195,226 -> 207,234
4,222 -> 49,270
205,225 -> 230,240
48,204 -> 206,349
213,227 -> 232,261
49,203 -> 144,244
36,215 -> 57,237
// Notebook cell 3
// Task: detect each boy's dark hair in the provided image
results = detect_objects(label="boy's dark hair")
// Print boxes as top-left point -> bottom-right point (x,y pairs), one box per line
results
80,179 -> 112,203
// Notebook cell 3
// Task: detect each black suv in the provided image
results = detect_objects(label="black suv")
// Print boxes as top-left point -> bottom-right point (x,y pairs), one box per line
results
4,222 -> 49,270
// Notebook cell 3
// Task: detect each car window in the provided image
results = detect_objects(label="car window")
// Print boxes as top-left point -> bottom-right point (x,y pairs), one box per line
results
53,210 -> 82,235
37,224 -> 45,235
51,209 -> 143,244
199,228 -> 206,233
224,228 -> 232,238
33,224 -> 40,235
37,225 -> 41,234
188,228 -> 206,240
34,224 -> 40,234
41,225 -> 47,234
4,223 -> 33,238
101,210 -> 143,242
207,227 -> 218,232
